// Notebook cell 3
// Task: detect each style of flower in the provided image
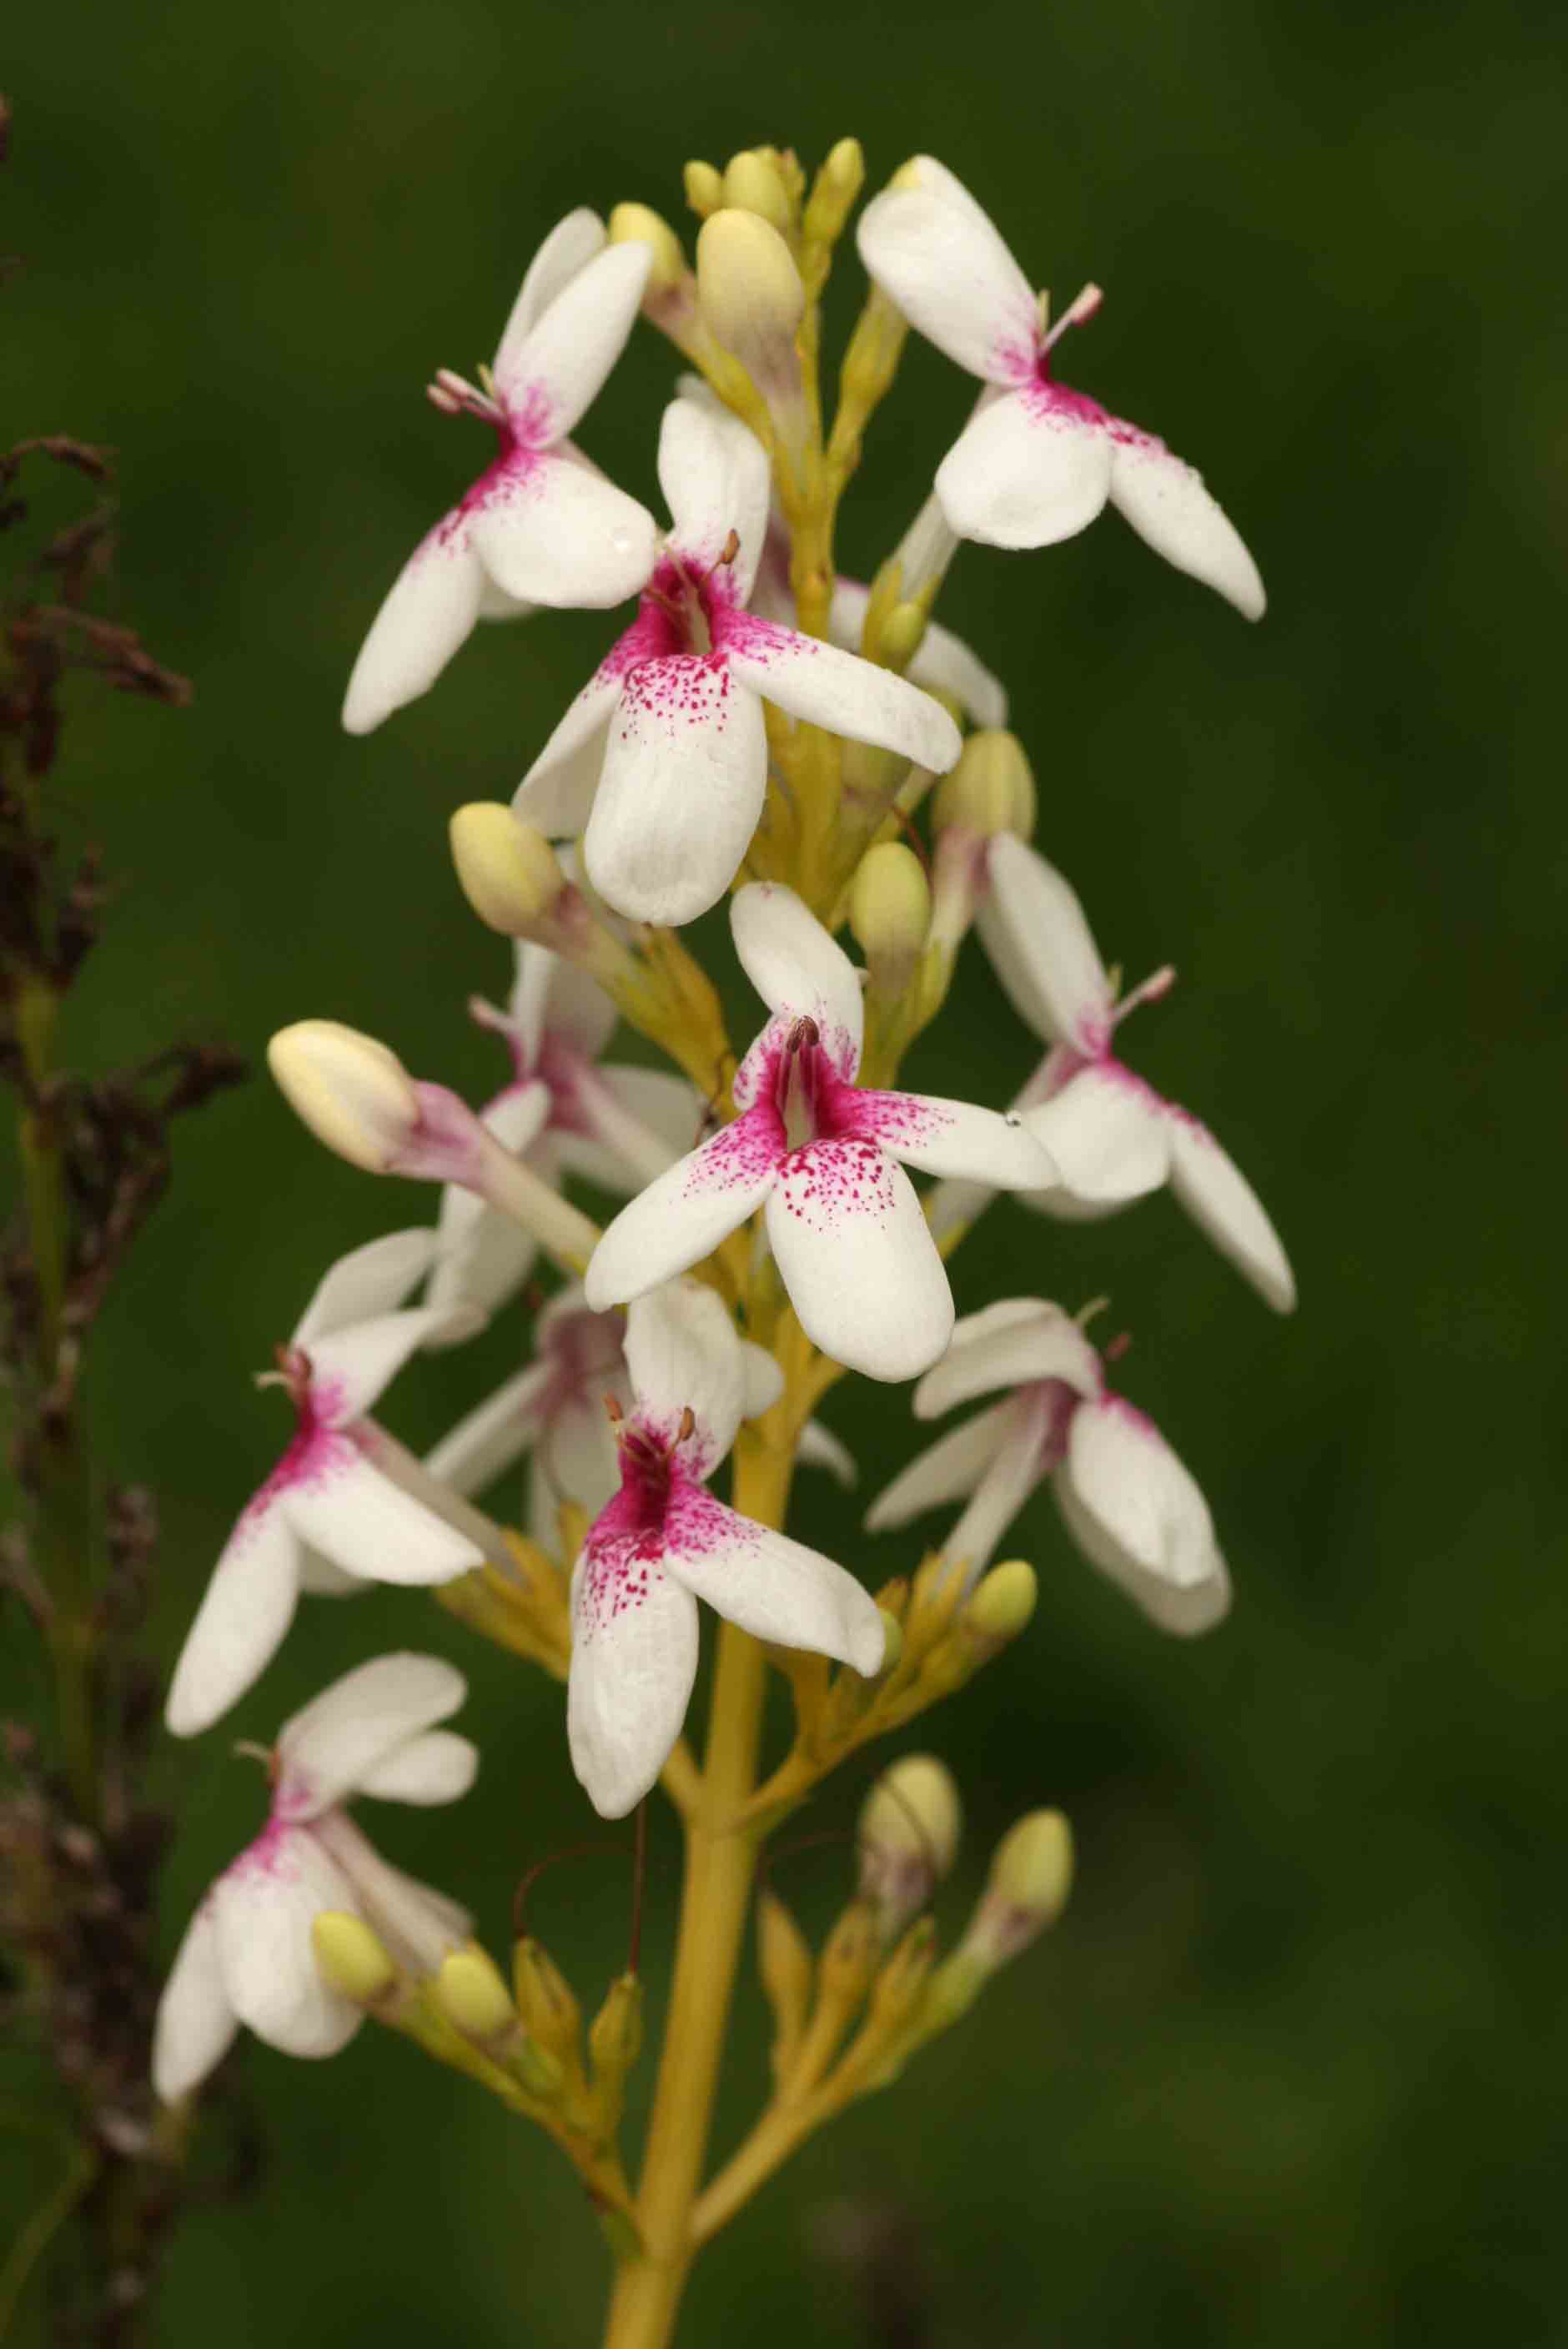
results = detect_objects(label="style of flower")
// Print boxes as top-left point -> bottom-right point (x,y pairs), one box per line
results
426,940 -> 700,1332
857,158 -> 1265,617
513,397 -> 962,925
566,1280 -> 885,1818
978,832 -> 1295,1311
585,883 -> 1057,1381
153,1654 -> 476,2100
343,211 -> 659,736
164,1231 -> 484,1740
866,1298 -> 1231,1634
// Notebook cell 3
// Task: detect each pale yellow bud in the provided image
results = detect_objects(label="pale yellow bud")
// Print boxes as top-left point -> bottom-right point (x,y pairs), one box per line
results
721,150 -> 793,234
449,802 -> 565,936
877,600 -> 927,668
607,203 -> 686,297
932,728 -> 1037,838
858,1753 -> 962,1942
963,1809 -> 1073,1970
311,1912 -> 395,2004
267,1020 -> 419,1173
965,1558 -> 1038,1644
848,842 -> 930,993
696,210 -> 805,385
435,1945 -> 516,2043
683,159 -> 723,218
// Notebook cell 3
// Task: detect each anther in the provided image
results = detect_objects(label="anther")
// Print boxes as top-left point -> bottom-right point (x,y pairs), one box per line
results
717,528 -> 741,566
1103,1331 -> 1133,1363
603,1392 -> 625,1424
676,1405 -> 696,1445
787,1014 -> 820,1054
1042,281 -> 1103,354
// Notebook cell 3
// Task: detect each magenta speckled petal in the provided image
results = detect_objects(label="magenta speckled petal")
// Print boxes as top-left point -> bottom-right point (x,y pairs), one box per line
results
470,448 -> 656,611
211,1826 -> 362,2060
1020,1064 -> 1172,1207
722,611 -> 962,774
585,1120 -> 781,1310
661,1485 -> 885,1675
568,1538 -> 699,1819
936,385 -> 1113,551
765,1140 -> 952,1382
847,1088 -> 1055,1189
582,654 -> 768,925
282,1448 -> 480,1589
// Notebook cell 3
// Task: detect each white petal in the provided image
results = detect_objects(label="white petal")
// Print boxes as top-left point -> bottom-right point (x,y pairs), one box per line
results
936,387 -> 1113,551
552,1064 -> 701,1194
657,397 -> 771,599
1057,1396 -> 1230,1633
470,448 -> 656,611
424,1084 -> 551,1333
1020,1064 -> 1173,1206
623,1278 -> 746,1475
341,520 -> 485,735
541,953 -> 620,1064
306,1306 -> 463,1426
723,616 -> 962,774
765,1144 -> 952,1382
292,1229 -> 440,1347
912,1298 -> 1102,1420
503,942 -> 557,1069
740,1340 -> 785,1421
1167,1116 -> 1295,1312
425,1361 -> 552,1499
798,1416 -> 857,1486
276,1651 -> 468,1818
661,1486 -> 885,1673
283,1452 -> 481,1589
582,659 -> 768,924
846,1089 -> 1057,1188
493,209 -> 607,385
1108,428 -> 1265,620
731,881 -> 864,1062
513,661 -> 621,837
941,1395 -> 1055,1583
529,1388 -> 623,1552
212,1828 -> 363,2059
906,611 -> 1008,729
354,1728 -> 478,1806
983,833 -> 1113,1049
164,1503 -> 301,1738
500,241 -> 651,440
856,184 -> 1038,385
309,1811 -> 470,1974
585,1121 -> 780,1310
153,1899 -> 239,2102
864,1397 -> 1017,1531
568,1543 -> 700,1818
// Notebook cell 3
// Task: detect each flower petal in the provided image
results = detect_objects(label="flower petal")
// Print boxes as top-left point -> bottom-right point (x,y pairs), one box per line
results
623,1278 -> 746,1475
856,182 -> 1038,385
529,1389 -> 623,1554
1166,1116 -> 1295,1312
1057,1396 -> 1230,1633
470,447 -> 656,611
1108,427 -> 1265,621
492,209 -> 607,386
936,386 -> 1113,551
424,1362 -> 552,1498
1019,1064 -> 1172,1206
912,1297 -> 1102,1420
164,1503 -> 301,1738
846,1089 -> 1057,1187
540,951 -> 621,1064
212,1828 -> 363,2058
661,1486 -> 885,1673
731,881 -> 865,1063
798,1417 -> 857,1487
307,1306 -> 469,1426
513,660 -> 622,837
354,1728 -> 479,1806
282,1451 -> 482,1589
864,1397 -> 1017,1530
424,1084 -> 552,1333
982,833 -> 1113,1049
740,1341 -> 785,1422
568,1544 -> 699,1818
548,1064 -> 701,1196
500,241 -> 651,440
309,1812 -> 470,1973
657,397 -> 771,601
342,519 -> 485,736
582,658 -> 768,924
152,1899 -> 239,2103
723,615 -> 962,774
585,1120 -> 781,1311
292,1229 -> 440,1348
765,1143 -> 952,1381
830,580 -> 1008,729
276,1651 -> 468,1818
939,1391 -> 1056,1585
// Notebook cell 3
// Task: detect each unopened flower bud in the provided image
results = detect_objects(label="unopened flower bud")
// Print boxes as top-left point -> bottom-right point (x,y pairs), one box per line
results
933,729 -> 1037,839
849,843 -> 930,996
683,159 -> 723,218
803,137 -> 865,248
696,210 -> 805,398
512,1937 -> 583,2070
721,149 -> 793,234
965,1558 -> 1038,1646
587,1972 -> 644,2100
312,1912 -> 396,2005
858,1753 -> 962,1943
757,1890 -> 813,2080
450,803 -> 565,937
608,204 -> 686,299
964,1809 -> 1073,1969
268,1021 -> 419,1172
877,601 -> 927,668
436,1944 -> 516,2043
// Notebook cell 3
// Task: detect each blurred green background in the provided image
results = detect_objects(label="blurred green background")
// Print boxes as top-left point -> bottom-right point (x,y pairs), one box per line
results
3,0 -> 1563,2341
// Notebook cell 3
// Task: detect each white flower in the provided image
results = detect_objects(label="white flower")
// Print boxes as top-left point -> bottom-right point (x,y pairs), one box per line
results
513,398 -> 962,925
585,883 -> 1057,1381
164,1232 -> 483,1739
979,832 -> 1295,1312
857,158 -> 1265,617
425,941 -> 700,1332
343,212 -> 659,736
566,1280 -> 885,1818
153,1653 -> 476,2100
866,1298 -> 1230,1634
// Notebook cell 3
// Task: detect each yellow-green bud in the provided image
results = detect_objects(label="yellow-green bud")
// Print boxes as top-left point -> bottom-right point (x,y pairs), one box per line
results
965,1558 -> 1038,1645
873,1609 -> 904,1677
877,600 -> 927,668
311,1912 -> 395,2004
607,203 -> 686,298
449,802 -> 565,936
696,210 -> 805,388
932,729 -> 1037,839
587,1973 -> 644,2086
848,843 -> 930,995
962,1809 -> 1073,1970
756,1890 -> 814,2078
721,149 -> 793,234
512,1937 -> 582,2067
435,1945 -> 516,2043
267,1021 -> 419,1174
858,1753 -> 962,1942
803,136 -> 865,247
683,159 -> 723,218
